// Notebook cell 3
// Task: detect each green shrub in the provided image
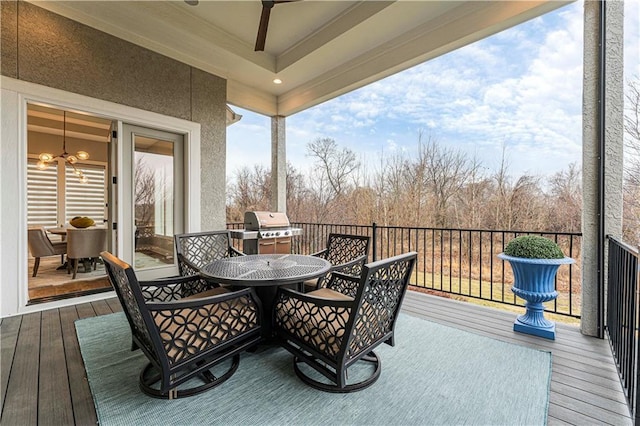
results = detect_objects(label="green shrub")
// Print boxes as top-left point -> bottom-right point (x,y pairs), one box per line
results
503,235 -> 564,259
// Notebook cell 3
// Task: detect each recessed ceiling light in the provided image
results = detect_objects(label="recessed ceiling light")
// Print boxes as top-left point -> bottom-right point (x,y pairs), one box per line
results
273,78 -> 282,84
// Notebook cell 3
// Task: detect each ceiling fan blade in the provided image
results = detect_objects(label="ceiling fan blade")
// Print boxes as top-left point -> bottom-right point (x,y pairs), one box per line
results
184,0 -> 199,5
255,2 -> 273,51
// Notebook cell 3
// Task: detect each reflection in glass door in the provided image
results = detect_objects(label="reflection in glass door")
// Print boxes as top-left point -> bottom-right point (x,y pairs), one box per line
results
122,125 -> 184,271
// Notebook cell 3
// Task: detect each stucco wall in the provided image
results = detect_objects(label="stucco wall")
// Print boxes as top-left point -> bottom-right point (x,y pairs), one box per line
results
271,116 -> 287,212
1,1 -> 227,229
581,0 -> 624,337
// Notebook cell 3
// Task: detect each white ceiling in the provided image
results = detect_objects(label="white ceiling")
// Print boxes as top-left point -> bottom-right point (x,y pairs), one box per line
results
31,0 -> 570,117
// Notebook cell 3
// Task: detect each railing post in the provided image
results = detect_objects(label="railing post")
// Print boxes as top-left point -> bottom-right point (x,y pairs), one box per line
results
372,222 -> 377,261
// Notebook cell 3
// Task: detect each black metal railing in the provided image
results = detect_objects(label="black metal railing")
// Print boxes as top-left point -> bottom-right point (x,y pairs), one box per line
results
228,221 -> 582,318
606,236 -> 640,422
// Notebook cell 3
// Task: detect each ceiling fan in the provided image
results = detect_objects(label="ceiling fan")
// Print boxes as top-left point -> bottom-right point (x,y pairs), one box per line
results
184,0 -> 297,52
255,0 -> 298,52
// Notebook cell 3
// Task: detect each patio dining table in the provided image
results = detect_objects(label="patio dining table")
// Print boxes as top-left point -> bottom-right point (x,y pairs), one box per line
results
200,254 -> 331,338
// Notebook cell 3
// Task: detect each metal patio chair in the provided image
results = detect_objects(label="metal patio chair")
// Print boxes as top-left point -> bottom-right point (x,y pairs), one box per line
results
174,230 -> 245,296
303,233 -> 371,292
275,251 -> 417,393
101,251 -> 262,399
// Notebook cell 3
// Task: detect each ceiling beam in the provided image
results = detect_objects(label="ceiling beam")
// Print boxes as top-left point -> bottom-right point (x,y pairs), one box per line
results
277,0 -> 571,115
276,1 -> 394,72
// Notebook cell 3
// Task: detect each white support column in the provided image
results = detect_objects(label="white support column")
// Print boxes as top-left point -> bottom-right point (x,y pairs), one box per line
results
271,115 -> 287,212
581,0 -> 624,337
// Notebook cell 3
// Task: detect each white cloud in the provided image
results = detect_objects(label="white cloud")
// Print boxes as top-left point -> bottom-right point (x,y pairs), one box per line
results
229,1 -> 591,182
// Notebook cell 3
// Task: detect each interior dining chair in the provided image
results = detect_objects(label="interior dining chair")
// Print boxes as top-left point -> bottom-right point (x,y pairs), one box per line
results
27,227 -> 67,277
303,233 -> 371,292
275,251 -> 417,393
174,230 -> 244,296
67,228 -> 108,279
101,251 -> 262,399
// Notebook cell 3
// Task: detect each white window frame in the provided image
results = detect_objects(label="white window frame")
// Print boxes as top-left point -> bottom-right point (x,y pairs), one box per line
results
1,76 -> 201,317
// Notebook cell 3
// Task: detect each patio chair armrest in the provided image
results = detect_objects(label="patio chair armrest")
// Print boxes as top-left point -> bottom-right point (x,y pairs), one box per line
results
139,274 -> 206,302
276,287 -> 354,308
310,248 -> 328,258
330,254 -> 367,274
324,272 -> 361,298
147,286 -> 259,310
229,246 -> 245,257
139,274 -> 201,288
315,255 -> 367,290
176,254 -> 202,277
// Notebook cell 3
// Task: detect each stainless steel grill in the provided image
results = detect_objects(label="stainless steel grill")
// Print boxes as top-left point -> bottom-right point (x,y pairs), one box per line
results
229,211 -> 302,255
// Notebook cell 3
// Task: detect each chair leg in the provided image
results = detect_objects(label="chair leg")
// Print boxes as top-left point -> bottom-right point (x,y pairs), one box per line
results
72,260 -> 79,279
33,257 -> 40,277
292,351 -> 382,393
138,354 -> 241,399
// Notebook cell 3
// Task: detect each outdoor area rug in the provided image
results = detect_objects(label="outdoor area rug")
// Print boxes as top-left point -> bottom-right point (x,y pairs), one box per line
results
76,312 -> 551,425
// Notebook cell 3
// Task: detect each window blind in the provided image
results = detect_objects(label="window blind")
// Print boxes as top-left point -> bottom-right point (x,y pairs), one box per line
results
27,159 -> 58,228
65,164 -> 107,224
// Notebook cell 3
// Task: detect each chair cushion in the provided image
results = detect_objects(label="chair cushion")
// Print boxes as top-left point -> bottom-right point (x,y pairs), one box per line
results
181,286 -> 231,300
307,288 -> 353,301
278,289 -> 390,360
302,278 -> 319,292
277,290 -> 354,358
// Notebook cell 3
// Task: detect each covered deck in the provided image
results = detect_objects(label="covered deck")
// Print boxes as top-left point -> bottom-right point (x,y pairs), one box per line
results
0,290 -> 630,425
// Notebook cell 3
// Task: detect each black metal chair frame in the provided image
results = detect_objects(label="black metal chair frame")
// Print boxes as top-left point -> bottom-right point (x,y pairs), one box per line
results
101,251 -> 262,399
275,251 -> 417,393
174,230 -> 245,295
310,233 -> 371,290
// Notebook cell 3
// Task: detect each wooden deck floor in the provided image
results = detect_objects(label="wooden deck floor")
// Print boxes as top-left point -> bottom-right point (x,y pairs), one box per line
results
0,291 -> 632,425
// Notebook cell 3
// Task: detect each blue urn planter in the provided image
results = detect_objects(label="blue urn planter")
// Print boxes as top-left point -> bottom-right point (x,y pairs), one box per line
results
498,253 -> 574,340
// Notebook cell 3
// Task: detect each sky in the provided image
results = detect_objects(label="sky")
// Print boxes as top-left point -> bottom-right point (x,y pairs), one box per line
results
227,0 -> 640,183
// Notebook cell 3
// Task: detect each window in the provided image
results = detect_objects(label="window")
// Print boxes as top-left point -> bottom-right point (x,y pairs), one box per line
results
65,163 -> 107,224
27,158 -> 107,228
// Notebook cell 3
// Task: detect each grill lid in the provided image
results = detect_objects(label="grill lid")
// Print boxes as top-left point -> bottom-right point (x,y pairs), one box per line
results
244,211 -> 291,230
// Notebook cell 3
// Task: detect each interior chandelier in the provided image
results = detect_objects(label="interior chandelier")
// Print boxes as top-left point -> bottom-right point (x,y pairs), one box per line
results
37,110 -> 90,184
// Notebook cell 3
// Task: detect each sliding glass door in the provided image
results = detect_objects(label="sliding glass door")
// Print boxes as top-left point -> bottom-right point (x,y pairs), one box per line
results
121,124 -> 184,272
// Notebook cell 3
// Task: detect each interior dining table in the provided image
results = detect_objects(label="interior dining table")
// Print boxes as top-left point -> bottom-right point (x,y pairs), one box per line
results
46,226 -> 70,240
200,253 -> 332,338
46,225 -> 107,237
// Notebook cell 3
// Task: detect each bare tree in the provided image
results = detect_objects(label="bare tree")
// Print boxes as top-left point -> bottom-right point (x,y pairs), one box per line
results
307,138 -> 360,197
547,162 -> 582,232
623,79 -> 640,244
487,147 -> 545,230
227,165 -> 270,221
225,132 -> 587,238
285,163 -> 310,221
452,155 -> 490,228
625,79 -> 640,184
306,137 -> 360,222
419,134 -> 480,227
135,157 -> 156,234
